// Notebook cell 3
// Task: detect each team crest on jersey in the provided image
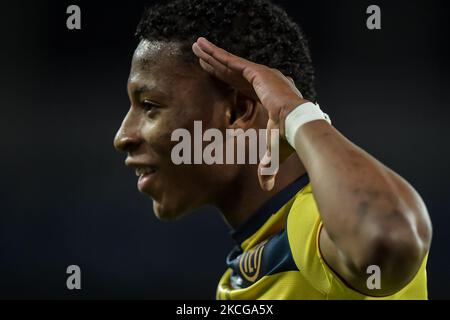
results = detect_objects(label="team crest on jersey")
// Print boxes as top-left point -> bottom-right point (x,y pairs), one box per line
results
238,240 -> 268,282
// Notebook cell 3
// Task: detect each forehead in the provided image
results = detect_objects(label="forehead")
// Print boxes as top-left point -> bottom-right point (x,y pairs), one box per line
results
131,40 -> 194,73
133,39 -> 185,63
128,40 -> 205,99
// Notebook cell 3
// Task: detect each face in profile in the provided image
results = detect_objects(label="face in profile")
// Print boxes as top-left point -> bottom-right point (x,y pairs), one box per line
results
114,40 -> 244,220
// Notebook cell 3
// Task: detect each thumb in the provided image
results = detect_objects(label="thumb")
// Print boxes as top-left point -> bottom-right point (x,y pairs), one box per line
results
286,76 -> 303,97
258,118 -> 279,191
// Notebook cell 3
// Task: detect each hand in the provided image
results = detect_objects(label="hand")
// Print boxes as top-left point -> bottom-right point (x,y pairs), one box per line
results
192,37 -> 308,191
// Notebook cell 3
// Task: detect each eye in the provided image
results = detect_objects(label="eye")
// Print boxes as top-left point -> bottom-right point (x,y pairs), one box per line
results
142,100 -> 159,112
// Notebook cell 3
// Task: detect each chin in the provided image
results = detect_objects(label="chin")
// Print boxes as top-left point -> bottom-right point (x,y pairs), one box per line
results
152,200 -> 189,221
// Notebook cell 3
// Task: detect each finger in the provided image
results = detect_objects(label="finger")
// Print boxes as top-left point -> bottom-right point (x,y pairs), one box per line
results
193,42 -> 233,80
258,152 -> 276,191
258,151 -> 279,191
198,58 -> 215,74
194,41 -> 257,89
265,118 -> 274,155
196,37 -> 255,74
196,38 -> 264,86
285,76 -> 303,97
257,118 -> 279,191
286,76 -> 295,85
193,42 -> 259,101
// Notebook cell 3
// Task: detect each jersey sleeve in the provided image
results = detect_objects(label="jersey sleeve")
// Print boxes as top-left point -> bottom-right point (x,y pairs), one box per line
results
286,185 -> 331,295
286,184 -> 429,300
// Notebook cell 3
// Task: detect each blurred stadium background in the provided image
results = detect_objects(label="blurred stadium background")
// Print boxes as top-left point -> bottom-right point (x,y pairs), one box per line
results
0,0 -> 449,299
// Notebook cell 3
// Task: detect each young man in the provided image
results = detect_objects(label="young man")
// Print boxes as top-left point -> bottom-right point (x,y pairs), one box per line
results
114,0 -> 432,299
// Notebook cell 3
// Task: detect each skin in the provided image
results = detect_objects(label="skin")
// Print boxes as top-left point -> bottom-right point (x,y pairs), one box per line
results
114,39 -> 304,226
115,37 -> 432,296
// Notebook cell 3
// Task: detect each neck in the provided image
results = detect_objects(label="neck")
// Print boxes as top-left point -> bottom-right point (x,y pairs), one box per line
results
216,155 -> 306,230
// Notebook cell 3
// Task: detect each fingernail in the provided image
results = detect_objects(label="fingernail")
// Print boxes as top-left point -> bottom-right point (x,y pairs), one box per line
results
262,177 -> 275,191
261,153 -> 271,166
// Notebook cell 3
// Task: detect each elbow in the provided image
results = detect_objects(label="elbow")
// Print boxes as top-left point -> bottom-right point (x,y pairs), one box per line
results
351,209 -> 432,293
367,225 -> 428,272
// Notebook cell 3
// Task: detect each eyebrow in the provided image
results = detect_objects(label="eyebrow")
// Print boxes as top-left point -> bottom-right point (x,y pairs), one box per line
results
133,84 -> 153,95
128,83 -> 169,103
128,83 -> 154,97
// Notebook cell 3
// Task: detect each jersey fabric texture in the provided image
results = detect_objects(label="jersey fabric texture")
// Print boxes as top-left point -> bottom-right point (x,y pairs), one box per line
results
216,174 -> 428,300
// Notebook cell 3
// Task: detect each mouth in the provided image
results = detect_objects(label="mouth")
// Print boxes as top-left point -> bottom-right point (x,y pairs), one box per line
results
135,166 -> 156,177
134,166 -> 157,192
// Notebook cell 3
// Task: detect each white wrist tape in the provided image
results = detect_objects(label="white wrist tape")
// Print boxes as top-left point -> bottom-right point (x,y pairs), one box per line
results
284,102 -> 331,148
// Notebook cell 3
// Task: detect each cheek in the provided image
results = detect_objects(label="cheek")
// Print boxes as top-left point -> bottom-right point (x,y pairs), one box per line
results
140,116 -> 179,159
142,104 -> 234,181
144,111 -> 198,157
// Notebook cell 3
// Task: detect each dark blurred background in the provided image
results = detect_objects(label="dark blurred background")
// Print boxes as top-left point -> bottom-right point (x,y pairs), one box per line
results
0,0 -> 449,299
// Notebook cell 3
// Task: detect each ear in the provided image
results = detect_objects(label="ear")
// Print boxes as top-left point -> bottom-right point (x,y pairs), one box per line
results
226,91 -> 259,130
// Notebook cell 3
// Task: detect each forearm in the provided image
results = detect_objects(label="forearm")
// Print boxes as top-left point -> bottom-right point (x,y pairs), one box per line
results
190,35 -> 431,277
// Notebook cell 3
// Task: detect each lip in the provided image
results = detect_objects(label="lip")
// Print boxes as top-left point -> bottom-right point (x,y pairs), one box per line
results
137,171 -> 157,192
125,159 -> 158,192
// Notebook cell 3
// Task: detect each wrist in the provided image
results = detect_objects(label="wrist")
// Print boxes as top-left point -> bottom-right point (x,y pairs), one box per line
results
283,102 -> 331,148
279,98 -> 310,139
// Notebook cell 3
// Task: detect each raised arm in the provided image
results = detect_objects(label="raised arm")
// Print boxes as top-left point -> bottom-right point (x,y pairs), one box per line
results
192,37 -> 432,295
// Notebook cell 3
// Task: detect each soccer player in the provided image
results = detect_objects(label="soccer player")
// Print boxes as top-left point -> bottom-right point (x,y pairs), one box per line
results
114,0 -> 432,299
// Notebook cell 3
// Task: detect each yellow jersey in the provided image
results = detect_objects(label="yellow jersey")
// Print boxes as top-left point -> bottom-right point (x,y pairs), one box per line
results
217,174 -> 428,300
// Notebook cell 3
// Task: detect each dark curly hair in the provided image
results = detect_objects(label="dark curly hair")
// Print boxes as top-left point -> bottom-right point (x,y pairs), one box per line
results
136,0 -> 316,102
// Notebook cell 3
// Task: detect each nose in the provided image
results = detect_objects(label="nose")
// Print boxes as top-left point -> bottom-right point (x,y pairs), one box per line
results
114,132 -> 140,153
114,110 -> 141,153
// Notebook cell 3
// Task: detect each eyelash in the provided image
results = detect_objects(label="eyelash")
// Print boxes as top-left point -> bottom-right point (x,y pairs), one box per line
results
142,100 -> 159,112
